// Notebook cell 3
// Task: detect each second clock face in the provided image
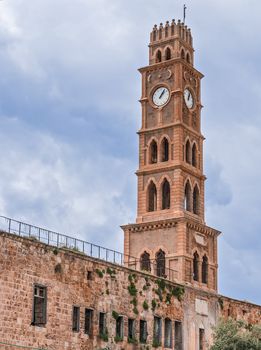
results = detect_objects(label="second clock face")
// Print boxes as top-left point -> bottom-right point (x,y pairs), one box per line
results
184,88 -> 194,109
152,87 -> 170,107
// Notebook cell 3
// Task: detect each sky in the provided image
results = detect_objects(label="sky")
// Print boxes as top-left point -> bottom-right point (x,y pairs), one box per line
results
0,0 -> 260,305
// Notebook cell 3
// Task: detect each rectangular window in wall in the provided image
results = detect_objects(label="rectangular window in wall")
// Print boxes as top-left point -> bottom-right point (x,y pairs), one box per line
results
174,321 -> 183,350
128,319 -> 135,341
199,328 -> 205,350
84,308 -> 93,335
164,318 -> 172,348
116,316 -> 123,340
153,316 -> 162,346
140,320 -> 147,344
99,312 -> 107,336
72,306 -> 80,332
32,285 -> 47,326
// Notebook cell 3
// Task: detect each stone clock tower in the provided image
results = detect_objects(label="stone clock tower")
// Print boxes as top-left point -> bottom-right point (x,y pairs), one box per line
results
122,20 -> 220,291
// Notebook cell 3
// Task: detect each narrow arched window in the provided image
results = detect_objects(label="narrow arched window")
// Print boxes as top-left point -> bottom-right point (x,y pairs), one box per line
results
202,255 -> 208,284
181,49 -> 185,60
192,143 -> 197,167
193,252 -> 199,281
185,140 -> 191,164
140,251 -> 151,272
162,179 -> 170,210
193,185 -> 200,215
186,53 -> 190,64
156,50 -> 162,63
161,138 -> 169,162
150,140 -> 158,164
184,181 -> 191,211
148,182 -> 157,212
165,47 -> 171,60
156,249 -> 165,277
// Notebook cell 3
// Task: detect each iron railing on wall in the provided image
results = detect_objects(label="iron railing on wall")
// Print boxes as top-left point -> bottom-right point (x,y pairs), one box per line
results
0,215 -> 178,282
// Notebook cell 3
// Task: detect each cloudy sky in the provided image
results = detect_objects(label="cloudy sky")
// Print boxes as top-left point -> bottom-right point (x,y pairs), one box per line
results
0,0 -> 260,305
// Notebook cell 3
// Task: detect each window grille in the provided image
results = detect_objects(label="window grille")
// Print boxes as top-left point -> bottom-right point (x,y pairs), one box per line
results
72,306 -> 80,332
174,321 -> 183,350
199,328 -> 205,350
128,319 -> 135,340
140,320 -> 147,343
140,251 -> 151,272
32,285 -> 47,326
85,308 -> 93,335
156,249 -> 166,277
153,316 -> 162,345
99,312 -> 106,336
116,316 -> 123,339
164,318 -> 172,348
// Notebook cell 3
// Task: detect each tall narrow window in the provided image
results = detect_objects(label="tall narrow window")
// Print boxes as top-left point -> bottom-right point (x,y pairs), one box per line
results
165,47 -> 171,60
184,181 -> 191,211
99,312 -> 107,337
153,316 -> 162,346
140,251 -> 151,272
193,185 -> 200,215
128,319 -> 135,341
181,49 -> 185,60
202,255 -> 208,284
148,181 -> 157,212
116,316 -> 123,340
162,179 -> 170,210
164,318 -> 172,348
185,140 -> 191,164
32,285 -> 47,326
85,308 -> 93,335
186,53 -> 191,64
72,306 -> 80,332
140,320 -> 147,343
150,140 -> 158,164
199,329 -> 205,350
192,143 -> 197,167
156,50 -> 162,63
161,138 -> 169,162
193,252 -> 199,282
156,249 -> 166,277
174,321 -> 183,350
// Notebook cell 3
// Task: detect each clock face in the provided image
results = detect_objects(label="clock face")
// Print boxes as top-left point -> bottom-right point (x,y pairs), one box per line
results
184,88 -> 194,109
152,86 -> 170,107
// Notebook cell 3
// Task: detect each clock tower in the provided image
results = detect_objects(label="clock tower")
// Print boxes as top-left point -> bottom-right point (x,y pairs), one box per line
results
122,20 -> 220,291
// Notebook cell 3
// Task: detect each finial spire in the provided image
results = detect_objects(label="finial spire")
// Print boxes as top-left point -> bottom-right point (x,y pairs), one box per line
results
183,4 -> 187,24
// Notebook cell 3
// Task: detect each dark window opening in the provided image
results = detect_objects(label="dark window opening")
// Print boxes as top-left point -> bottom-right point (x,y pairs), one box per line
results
199,328 -> 205,350
153,316 -> 162,346
150,140 -> 158,164
192,144 -> 197,167
99,312 -> 107,336
148,181 -> 157,212
32,285 -> 47,326
140,251 -> 151,272
184,181 -> 191,212
161,138 -> 169,162
166,47 -> 171,60
72,306 -> 80,332
116,316 -> 123,340
128,319 -> 135,341
156,249 -> 166,277
87,271 -> 92,280
175,321 -> 183,350
164,318 -> 172,348
193,252 -> 199,282
186,53 -> 191,64
156,50 -> 162,63
193,185 -> 200,215
85,308 -> 93,335
185,140 -> 191,164
140,320 -> 147,343
181,49 -> 185,60
202,255 -> 208,284
162,179 -> 170,210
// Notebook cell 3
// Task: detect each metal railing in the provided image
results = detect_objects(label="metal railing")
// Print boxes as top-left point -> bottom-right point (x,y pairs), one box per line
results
0,216 -> 178,282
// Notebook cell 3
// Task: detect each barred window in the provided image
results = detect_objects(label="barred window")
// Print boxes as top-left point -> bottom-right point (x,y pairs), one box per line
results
156,249 -> 166,277
199,328 -> 205,350
85,308 -> 93,335
116,316 -> 123,339
202,255 -> 208,284
140,320 -> 147,343
162,179 -> 170,210
128,319 -> 135,341
32,285 -> 47,326
148,181 -> 157,212
153,316 -> 162,346
150,140 -> 158,164
140,251 -> 151,272
193,252 -> 199,282
99,312 -> 106,336
164,318 -> 172,348
175,321 -> 183,350
72,306 -> 80,332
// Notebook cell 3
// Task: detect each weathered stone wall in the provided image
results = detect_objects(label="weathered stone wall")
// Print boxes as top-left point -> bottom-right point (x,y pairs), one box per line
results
0,232 -> 260,350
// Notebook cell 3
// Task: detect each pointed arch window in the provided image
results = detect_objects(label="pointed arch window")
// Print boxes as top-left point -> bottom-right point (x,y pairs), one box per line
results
193,252 -> 199,281
193,185 -> 200,215
148,181 -> 157,212
186,53 -> 191,64
185,140 -> 191,164
184,181 -> 191,212
165,47 -> 171,60
202,255 -> 208,284
181,49 -> 185,60
192,143 -> 197,167
150,140 -> 158,164
161,138 -> 169,162
162,179 -> 170,210
156,50 -> 162,63
156,249 -> 165,277
140,251 -> 151,272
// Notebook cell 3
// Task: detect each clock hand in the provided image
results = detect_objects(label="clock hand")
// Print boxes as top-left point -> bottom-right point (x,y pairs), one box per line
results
159,89 -> 165,99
